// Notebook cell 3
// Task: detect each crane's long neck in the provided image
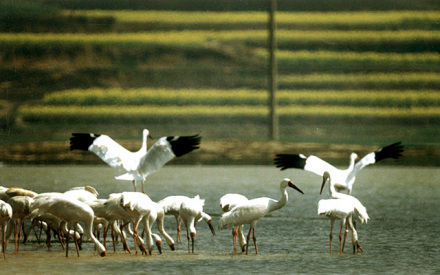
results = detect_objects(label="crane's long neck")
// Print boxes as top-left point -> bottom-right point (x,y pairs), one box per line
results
139,131 -> 148,154
347,155 -> 356,172
269,186 -> 289,213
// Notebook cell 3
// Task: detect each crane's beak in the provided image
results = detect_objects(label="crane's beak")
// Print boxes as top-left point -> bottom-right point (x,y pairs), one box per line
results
320,173 -> 330,195
156,240 -> 162,254
148,133 -> 153,140
288,181 -> 304,194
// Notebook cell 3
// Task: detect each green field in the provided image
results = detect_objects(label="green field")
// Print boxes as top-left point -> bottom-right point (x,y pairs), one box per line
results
1,1 -> 439,164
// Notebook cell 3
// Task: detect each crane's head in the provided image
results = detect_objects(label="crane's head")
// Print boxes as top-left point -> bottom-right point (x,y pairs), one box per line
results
143,128 -> 153,140
320,171 -> 331,195
350,153 -> 360,162
282,178 -> 304,194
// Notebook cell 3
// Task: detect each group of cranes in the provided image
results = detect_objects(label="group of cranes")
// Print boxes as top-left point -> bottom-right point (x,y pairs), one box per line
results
275,141 -> 403,254
1,128 -> 404,257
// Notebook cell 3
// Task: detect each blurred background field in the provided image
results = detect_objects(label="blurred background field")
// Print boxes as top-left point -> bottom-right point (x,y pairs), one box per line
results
0,0 -> 439,165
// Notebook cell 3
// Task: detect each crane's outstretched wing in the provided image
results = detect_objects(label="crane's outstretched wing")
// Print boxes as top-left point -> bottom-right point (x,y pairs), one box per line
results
70,133 -> 134,171
354,141 -> 404,172
274,154 -> 339,177
138,135 -> 201,177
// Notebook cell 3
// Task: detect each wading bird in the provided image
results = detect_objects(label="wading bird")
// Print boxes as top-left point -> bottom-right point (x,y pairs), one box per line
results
318,171 -> 369,254
218,179 -> 304,255
70,129 -> 201,193
6,195 -> 34,252
274,142 -> 404,194
0,200 -> 13,259
219,193 -> 248,253
158,195 -> 216,243
179,195 -> 213,253
30,193 -> 106,257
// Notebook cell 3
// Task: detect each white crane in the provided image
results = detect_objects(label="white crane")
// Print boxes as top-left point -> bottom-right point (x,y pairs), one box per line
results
275,142 -> 404,194
219,193 -> 248,253
218,179 -> 304,255
29,193 -> 106,257
0,200 -> 13,259
101,196 -> 134,253
318,171 -> 369,254
70,129 -> 201,193
179,195 -> 212,253
113,192 -> 176,254
118,192 -> 158,255
158,195 -> 216,243
5,195 -> 34,252
140,202 -> 176,255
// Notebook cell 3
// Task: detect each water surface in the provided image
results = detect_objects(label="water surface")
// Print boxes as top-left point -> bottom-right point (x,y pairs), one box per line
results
1,165 -> 439,274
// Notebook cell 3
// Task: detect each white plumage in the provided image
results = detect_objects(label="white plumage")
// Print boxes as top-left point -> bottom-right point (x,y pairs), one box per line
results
218,179 -> 304,255
70,129 -> 201,193
158,195 -> 215,244
29,193 -> 106,257
275,142 -> 403,194
219,193 -> 248,253
117,191 -> 176,255
179,195 -> 209,253
318,171 -> 369,254
5,195 -> 34,253
64,186 -> 99,203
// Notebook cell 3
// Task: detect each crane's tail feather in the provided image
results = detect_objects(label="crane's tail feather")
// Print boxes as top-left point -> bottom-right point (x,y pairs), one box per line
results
354,203 -> 370,224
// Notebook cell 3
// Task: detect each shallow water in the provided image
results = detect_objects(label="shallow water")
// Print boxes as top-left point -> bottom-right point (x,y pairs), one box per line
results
1,165 -> 439,274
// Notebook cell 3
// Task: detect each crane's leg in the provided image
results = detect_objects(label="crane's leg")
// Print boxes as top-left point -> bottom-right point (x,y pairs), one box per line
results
185,222 -> 191,253
14,219 -> 19,252
245,226 -> 253,255
102,225 -> 109,251
177,217 -> 182,243
45,227 -> 51,251
17,220 -> 24,252
119,221 -> 132,254
232,227 -> 238,253
73,228 -> 80,257
37,221 -> 43,244
141,179 -> 146,194
339,226 -> 343,255
329,219 -> 334,254
252,228 -> 258,254
65,226 -> 70,257
191,232 -> 196,254
2,225 -> 6,259
132,180 -> 137,192
133,220 -> 149,256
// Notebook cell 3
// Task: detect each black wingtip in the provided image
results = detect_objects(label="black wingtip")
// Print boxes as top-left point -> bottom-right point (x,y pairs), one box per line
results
375,141 -> 404,162
274,154 -> 307,171
69,133 -> 100,151
167,134 -> 201,157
